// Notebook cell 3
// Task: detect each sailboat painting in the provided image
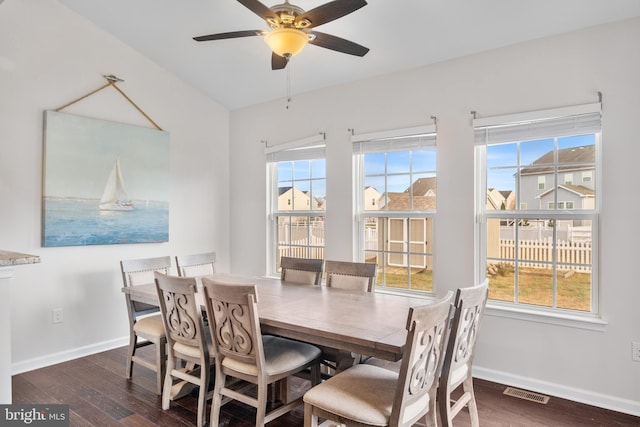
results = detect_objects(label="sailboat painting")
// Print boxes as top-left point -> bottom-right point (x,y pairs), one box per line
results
42,111 -> 170,247
100,157 -> 133,211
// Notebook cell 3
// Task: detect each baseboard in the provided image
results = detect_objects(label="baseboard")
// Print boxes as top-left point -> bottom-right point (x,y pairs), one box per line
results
11,340 -> 640,418
473,366 -> 640,417
11,336 -> 129,375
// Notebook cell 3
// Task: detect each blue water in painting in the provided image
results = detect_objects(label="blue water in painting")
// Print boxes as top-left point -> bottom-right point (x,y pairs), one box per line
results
43,198 -> 169,247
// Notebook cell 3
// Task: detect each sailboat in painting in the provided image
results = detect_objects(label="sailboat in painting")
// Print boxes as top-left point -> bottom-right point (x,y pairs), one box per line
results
100,157 -> 133,211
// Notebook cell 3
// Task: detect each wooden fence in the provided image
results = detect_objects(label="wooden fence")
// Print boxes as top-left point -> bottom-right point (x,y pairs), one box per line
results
499,238 -> 592,272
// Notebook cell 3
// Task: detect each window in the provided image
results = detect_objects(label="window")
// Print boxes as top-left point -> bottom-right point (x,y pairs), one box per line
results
266,134 -> 326,275
538,176 -> 545,190
582,171 -> 592,182
475,103 -> 600,315
564,173 -> 573,185
353,125 -> 436,293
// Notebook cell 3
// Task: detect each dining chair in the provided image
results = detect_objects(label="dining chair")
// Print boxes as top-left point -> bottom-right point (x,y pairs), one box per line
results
280,256 -> 323,286
120,256 -> 171,395
303,292 -> 454,427
175,251 -> 216,277
322,260 -> 378,373
154,272 -> 215,427
324,259 -> 378,292
201,277 -> 322,427
437,279 -> 489,427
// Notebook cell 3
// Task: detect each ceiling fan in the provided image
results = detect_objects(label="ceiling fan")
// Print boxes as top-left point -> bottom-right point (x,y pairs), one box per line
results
193,0 -> 369,70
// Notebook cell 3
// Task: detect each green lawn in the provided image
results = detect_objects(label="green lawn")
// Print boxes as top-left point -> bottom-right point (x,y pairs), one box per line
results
376,264 -> 591,311
377,268 -> 433,292
488,264 -> 591,311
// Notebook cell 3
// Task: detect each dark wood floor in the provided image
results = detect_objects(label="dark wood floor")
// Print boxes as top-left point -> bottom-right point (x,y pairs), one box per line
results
12,345 -> 640,426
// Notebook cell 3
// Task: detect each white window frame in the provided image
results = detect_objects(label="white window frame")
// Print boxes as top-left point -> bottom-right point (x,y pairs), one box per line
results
564,173 -> 573,185
266,134 -> 326,276
352,124 -> 437,294
474,103 -> 604,329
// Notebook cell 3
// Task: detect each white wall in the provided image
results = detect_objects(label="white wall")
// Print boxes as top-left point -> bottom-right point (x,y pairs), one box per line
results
3,0 -> 639,416
0,0 -> 230,371
230,19 -> 640,414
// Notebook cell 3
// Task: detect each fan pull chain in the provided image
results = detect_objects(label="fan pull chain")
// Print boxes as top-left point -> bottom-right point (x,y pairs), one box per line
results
286,65 -> 291,109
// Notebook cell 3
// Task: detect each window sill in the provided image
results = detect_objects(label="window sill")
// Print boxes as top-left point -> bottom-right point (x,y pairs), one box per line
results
374,287 -> 437,301
485,301 -> 608,332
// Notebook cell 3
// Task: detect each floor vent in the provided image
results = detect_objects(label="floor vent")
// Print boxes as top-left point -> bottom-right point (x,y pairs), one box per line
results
503,386 -> 550,404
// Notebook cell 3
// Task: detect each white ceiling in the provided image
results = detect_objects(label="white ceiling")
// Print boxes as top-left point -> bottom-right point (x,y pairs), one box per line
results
58,0 -> 640,110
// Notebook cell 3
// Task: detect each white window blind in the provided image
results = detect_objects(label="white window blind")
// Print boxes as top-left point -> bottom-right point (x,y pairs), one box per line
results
265,133 -> 326,162
352,124 -> 436,153
474,103 -> 601,145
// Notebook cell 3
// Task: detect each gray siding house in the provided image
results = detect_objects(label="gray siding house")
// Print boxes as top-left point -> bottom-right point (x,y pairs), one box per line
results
519,144 -> 595,210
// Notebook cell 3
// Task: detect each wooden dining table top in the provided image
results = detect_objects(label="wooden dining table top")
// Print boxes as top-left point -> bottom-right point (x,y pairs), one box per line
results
122,273 -> 433,361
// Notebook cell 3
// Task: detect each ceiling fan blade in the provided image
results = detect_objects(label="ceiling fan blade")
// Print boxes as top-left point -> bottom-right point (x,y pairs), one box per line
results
238,0 -> 280,22
193,30 -> 264,41
296,0 -> 367,28
271,53 -> 289,70
309,31 -> 369,57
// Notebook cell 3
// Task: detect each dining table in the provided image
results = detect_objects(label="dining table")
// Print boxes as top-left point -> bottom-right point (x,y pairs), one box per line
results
122,272 -> 434,362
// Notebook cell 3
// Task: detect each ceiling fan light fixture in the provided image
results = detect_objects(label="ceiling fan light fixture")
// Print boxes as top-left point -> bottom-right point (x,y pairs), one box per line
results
264,27 -> 308,57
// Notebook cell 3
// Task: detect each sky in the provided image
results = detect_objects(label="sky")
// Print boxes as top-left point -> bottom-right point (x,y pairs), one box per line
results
486,134 -> 595,191
278,134 -> 595,198
43,111 -> 170,201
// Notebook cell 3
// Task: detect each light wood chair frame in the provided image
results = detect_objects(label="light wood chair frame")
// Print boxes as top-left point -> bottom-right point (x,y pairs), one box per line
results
324,260 -> 378,292
175,251 -> 216,277
437,279 -> 489,427
120,256 -> 171,395
280,256 -> 324,286
154,272 -> 214,427
202,278 -> 322,427
303,292 -> 455,427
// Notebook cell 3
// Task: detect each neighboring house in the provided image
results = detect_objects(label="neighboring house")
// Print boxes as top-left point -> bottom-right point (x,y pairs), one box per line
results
379,193 -> 436,211
363,186 -> 382,210
500,190 -> 516,210
278,186 -> 320,211
486,188 -> 515,211
537,184 -> 595,211
519,144 -> 595,210
405,176 -> 436,197
486,189 -> 515,231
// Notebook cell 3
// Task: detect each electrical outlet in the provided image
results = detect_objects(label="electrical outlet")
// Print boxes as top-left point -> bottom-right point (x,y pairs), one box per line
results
52,308 -> 63,324
632,342 -> 640,362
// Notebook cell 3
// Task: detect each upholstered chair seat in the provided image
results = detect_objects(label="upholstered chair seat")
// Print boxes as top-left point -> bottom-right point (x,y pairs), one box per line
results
202,278 -> 322,427
120,256 -> 171,395
303,292 -> 454,427
132,315 -> 165,338
303,364 -> 400,425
